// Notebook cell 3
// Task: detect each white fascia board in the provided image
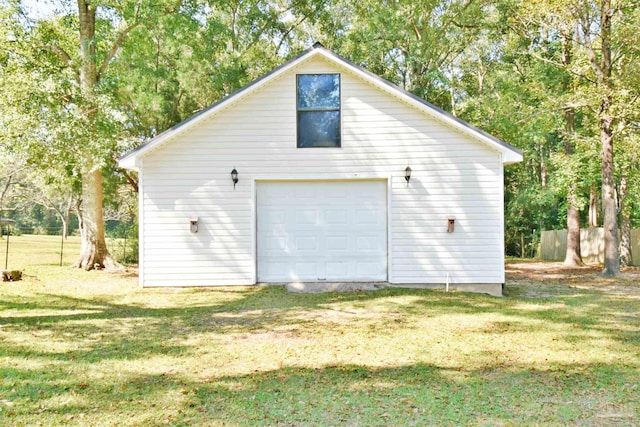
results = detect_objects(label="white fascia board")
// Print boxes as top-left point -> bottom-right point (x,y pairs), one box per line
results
502,151 -> 524,165
117,155 -> 139,171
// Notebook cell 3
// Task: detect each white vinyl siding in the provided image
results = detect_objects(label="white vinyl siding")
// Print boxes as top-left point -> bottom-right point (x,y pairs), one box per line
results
140,56 -> 504,287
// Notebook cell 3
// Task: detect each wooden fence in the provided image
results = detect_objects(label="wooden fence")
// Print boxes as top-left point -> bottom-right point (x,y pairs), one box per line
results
540,227 -> 640,266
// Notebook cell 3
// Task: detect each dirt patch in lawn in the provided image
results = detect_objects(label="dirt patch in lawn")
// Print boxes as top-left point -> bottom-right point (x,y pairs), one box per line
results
506,261 -> 640,298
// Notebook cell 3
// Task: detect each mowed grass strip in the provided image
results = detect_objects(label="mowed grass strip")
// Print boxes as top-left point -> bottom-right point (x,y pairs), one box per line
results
0,236 -> 638,426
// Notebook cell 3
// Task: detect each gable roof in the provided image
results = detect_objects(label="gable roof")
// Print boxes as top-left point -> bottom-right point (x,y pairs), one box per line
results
118,43 -> 523,170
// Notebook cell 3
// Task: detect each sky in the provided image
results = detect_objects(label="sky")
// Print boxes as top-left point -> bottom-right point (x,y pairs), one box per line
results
20,0 -> 68,21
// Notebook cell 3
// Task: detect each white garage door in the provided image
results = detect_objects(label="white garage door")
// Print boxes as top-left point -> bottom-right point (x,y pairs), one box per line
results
257,180 -> 387,282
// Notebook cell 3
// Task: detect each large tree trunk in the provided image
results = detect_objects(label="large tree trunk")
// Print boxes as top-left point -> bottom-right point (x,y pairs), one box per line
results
561,74 -> 582,266
74,167 -> 119,269
601,112 -> 619,276
599,0 -> 619,277
576,0 -> 618,275
73,0 -> 120,270
564,201 -> 583,266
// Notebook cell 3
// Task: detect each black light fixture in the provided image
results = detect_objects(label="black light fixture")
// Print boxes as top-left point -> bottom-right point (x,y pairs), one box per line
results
405,166 -> 412,184
231,168 -> 238,189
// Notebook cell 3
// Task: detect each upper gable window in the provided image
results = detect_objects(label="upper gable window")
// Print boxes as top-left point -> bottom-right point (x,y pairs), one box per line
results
297,74 -> 340,148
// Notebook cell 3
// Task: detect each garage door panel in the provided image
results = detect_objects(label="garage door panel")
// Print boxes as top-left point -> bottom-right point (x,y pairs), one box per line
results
293,235 -> 319,252
326,209 -> 348,225
356,262 -> 383,277
326,261 -> 348,277
355,208 -> 383,225
296,209 -> 319,226
293,186 -> 318,199
257,181 -> 387,282
326,235 -> 348,251
263,236 -> 287,252
356,235 -> 385,251
262,261 -> 288,277
295,262 -> 317,277
262,208 -> 286,224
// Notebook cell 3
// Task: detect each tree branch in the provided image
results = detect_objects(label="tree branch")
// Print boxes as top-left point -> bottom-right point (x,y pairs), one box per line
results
0,175 -> 13,213
97,4 -> 181,82
122,169 -> 138,193
275,15 -> 308,54
97,23 -> 141,81
526,51 -> 598,85
44,44 -> 73,67
576,10 -> 602,81
450,20 -> 480,29
412,21 -> 422,40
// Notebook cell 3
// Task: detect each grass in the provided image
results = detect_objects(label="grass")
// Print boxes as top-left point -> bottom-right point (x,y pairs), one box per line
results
1,236 -> 639,426
1,233 -> 129,271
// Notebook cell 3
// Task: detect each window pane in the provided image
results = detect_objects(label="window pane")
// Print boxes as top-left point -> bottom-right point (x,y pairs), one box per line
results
298,111 -> 340,147
297,74 -> 340,109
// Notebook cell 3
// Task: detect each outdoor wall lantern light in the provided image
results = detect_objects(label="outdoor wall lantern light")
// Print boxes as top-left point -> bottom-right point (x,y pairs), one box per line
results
404,166 -> 412,184
231,168 -> 239,189
189,217 -> 199,234
447,216 -> 456,233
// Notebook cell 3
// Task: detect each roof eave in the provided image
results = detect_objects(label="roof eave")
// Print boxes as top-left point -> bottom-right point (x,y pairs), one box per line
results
118,155 -> 139,171
502,150 -> 524,165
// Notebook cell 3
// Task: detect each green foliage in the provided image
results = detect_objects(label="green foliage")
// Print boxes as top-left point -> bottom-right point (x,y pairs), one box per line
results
105,220 -> 138,263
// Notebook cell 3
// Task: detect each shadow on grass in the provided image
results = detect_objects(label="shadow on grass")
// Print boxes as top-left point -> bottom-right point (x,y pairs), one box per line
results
1,361 -> 636,426
1,284 -> 639,425
1,285 -> 638,363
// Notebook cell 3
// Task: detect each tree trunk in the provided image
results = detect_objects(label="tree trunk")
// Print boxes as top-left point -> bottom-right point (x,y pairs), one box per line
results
564,201 -> 583,266
63,194 -> 72,240
61,217 -> 68,241
589,191 -> 598,227
73,167 -> 120,270
599,0 -> 619,276
540,150 -> 547,187
601,112 -> 619,276
1,173 -> 13,213
618,176 -> 632,266
73,0 -> 120,270
561,86 -> 582,266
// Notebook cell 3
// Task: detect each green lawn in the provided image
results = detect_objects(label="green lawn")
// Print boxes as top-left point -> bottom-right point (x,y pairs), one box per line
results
1,236 -> 639,426
1,234 -> 129,270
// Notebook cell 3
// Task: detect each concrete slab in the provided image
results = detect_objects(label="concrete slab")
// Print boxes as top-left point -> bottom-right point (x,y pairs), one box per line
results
285,282 -> 387,293
281,282 -> 503,296
389,283 -> 504,297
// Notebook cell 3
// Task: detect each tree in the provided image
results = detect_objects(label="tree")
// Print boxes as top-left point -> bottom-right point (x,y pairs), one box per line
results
617,129 -> 640,266
314,0 -> 493,107
1,0 -> 187,270
0,160 -> 28,219
510,0 -> 640,274
593,0 -> 618,275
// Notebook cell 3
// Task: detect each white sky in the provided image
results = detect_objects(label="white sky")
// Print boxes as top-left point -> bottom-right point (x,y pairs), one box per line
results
20,0 -> 71,20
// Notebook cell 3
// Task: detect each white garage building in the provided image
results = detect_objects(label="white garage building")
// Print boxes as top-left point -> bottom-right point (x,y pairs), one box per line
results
118,43 -> 522,296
